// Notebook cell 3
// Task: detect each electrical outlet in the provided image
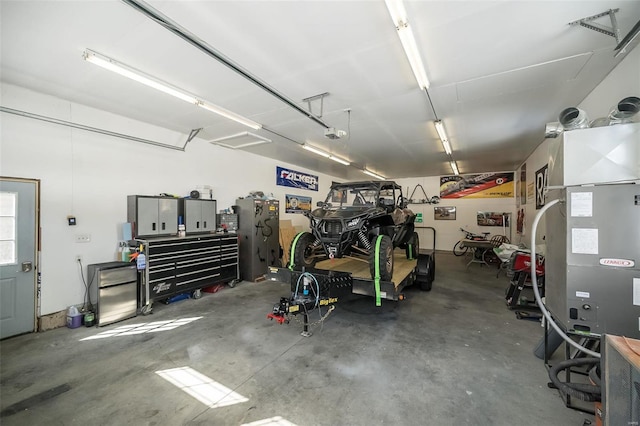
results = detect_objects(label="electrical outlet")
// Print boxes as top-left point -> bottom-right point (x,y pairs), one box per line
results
75,255 -> 82,262
75,234 -> 91,243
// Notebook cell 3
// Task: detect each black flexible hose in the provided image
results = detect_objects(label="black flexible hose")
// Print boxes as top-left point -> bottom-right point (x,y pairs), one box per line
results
588,364 -> 601,387
548,358 -> 601,402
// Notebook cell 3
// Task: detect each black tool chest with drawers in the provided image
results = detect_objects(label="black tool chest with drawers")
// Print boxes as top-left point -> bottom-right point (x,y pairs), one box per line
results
136,233 -> 239,308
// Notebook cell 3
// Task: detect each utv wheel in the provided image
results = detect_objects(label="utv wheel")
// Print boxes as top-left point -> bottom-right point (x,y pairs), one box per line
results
405,232 -> 419,260
290,232 -> 317,270
369,235 -> 394,281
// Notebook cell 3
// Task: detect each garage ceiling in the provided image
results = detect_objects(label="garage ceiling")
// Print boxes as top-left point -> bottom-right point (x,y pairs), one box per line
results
2,1 -> 639,180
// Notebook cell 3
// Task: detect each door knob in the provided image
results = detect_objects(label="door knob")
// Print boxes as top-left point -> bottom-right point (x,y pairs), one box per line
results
21,261 -> 32,272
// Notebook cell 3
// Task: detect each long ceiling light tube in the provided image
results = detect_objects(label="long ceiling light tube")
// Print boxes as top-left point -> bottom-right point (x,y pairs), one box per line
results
84,49 -> 261,130
84,49 -> 197,104
302,144 -> 351,166
363,169 -> 386,180
122,0 -> 331,129
450,161 -> 459,176
434,120 -> 452,155
385,0 -> 430,90
329,155 -> 351,166
302,144 -> 330,158
197,102 -> 261,130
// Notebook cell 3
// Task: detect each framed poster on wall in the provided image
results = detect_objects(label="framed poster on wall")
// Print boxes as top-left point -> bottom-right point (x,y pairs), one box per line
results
477,211 -> 510,227
434,206 -> 456,220
285,194 -> 312,214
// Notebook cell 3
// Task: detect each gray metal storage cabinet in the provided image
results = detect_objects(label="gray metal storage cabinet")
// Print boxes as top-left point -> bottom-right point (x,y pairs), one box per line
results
179,198 -> 217,234
127,195 -> 178,237
236,198 -> 280,281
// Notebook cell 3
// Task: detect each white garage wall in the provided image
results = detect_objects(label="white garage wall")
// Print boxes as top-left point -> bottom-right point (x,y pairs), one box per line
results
517,46 -> 640,248
1,83 -> 336,315
395,176 -> 516,252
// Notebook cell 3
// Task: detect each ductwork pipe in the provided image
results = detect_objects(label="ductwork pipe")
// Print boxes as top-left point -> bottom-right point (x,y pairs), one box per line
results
609,96 -> 640,124
558,107 -> 590,131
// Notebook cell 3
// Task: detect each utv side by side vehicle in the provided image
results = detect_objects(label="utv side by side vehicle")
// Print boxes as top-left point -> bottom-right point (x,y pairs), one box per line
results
290,180 -> 419,281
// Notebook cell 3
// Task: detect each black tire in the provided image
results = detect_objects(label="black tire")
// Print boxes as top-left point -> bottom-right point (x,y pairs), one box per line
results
369,235 -> 394,281
417,277 -> 433,292
290,232 -> 317,270
405,232 -> 419,259
416,254 -> 434,291
453,240 -> 468,256
428,254 -> 435,282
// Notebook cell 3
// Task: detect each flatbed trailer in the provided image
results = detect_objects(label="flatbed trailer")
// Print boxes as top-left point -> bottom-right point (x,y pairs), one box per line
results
266,249 -> 428,302
266,227 -> 435,335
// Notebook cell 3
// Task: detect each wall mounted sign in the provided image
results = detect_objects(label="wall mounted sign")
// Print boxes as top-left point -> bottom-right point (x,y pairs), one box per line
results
285,194 -> 312,214
439,172 -> 514,199
434,206 -> 456,220
527,182 -> 535,201
416,212 -> 423,223
276,166 -> 319,191
535,164 -> 548,210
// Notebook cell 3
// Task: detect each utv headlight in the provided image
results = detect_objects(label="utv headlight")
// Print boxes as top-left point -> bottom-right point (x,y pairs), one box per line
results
345,217 -> 361,229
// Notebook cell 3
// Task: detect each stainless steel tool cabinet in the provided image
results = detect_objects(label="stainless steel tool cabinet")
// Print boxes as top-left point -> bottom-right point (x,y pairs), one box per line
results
136,234 -> 239,311
87,261 -> 138,326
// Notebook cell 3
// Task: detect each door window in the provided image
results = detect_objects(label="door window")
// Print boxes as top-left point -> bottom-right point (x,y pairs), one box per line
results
0,192 -> 17,265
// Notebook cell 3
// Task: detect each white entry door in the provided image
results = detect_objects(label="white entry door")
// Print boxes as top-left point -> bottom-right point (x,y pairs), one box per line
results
0,178 -> 37,339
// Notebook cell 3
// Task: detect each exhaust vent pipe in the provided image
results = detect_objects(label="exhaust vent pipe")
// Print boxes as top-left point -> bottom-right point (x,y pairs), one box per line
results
589,96 -> 640,127
609,96 -> 640,124
558,107 -> 589,131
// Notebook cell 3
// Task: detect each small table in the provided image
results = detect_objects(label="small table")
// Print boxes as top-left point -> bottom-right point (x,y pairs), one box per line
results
461,239 -> 495,268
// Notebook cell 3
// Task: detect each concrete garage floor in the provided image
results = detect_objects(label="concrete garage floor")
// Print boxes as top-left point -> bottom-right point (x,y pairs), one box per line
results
1,252 -> 592,426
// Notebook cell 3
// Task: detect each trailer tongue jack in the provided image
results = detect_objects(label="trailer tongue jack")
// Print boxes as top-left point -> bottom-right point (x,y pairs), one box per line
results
267,270 -> 352,336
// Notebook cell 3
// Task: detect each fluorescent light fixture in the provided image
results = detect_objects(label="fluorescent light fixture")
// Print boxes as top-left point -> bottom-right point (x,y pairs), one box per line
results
441,140 -> 452,155
302,144 -> 350,165
450,161 -> 459,176
329,155 -> 350,166
385,0 -> 430,90
83,49 -> 197,104
363,169 -> 386,180
303,144 -> 331,158
434,120 -> 452,154
198,101 -> 261,130
83,49 -> 261,130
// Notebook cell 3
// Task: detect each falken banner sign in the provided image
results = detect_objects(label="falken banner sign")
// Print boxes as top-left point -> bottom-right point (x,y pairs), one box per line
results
276,166 -> 319,191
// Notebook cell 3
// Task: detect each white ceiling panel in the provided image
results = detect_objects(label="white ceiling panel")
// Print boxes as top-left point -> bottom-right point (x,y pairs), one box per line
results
2,0 -> 639,180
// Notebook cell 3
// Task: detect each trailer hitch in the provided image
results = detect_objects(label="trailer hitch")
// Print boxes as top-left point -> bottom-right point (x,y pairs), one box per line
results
267,297 -> 290,324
